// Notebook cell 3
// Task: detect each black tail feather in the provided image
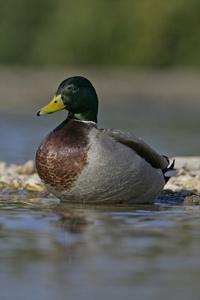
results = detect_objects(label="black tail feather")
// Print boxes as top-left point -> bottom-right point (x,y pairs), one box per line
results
162,158 -> 178,183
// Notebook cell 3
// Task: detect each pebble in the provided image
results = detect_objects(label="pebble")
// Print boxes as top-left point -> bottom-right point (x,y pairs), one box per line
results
0,157 -> 200,203
0,160 -> 45,192
165,157 -> 200,193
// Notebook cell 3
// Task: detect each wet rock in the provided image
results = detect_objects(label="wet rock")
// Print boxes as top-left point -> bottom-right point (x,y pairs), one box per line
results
0,175 -> 11,188
0,162 -> 7,173
25,173 -> 46,191
172,156 -> 200,171
6,160 -> 35,176
183,195 -> 200,205
165,156 -> 200,193
0,160 -> 47,192
18,160 -> 35,175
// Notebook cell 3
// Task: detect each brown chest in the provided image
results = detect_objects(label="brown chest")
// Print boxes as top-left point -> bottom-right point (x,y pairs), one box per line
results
35,120 -> 91,191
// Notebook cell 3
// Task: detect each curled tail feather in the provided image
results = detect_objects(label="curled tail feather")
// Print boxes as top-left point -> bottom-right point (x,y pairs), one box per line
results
162,159 -> 179,183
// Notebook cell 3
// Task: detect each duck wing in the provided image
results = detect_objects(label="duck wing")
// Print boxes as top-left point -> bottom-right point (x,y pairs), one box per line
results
102,128 -> 169,170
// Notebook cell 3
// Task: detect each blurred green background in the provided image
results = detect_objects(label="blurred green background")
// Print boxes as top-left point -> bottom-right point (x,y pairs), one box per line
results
1,0 -> 200,163
1,0 -> 200,67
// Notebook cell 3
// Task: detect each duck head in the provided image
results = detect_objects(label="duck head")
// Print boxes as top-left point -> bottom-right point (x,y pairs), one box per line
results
37,76 -> 98,123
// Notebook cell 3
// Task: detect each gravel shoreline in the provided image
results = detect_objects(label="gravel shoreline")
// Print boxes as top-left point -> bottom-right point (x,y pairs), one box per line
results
0,157 -> 200,204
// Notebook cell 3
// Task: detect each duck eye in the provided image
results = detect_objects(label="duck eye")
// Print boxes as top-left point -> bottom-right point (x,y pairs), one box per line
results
71,85 -> 78,92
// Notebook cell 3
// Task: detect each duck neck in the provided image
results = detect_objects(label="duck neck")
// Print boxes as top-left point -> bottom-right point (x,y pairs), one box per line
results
67,111 -> 97,123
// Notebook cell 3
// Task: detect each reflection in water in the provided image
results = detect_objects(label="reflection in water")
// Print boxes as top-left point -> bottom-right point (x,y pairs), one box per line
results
0,196 -> 200,300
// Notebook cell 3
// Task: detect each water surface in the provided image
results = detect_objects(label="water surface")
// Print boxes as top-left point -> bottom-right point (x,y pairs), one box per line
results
0,194 -> 200,300
1,68 -> 200,300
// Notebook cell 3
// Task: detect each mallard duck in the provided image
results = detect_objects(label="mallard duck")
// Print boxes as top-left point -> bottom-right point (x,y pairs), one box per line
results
36,76 -> 177,204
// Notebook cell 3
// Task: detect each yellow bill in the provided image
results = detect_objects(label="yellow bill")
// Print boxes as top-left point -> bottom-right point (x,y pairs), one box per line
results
37,94 -> 66,116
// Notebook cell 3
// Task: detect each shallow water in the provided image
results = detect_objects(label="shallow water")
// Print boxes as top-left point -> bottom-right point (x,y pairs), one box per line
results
1,68 -> 200,299
0,193 -> 200,300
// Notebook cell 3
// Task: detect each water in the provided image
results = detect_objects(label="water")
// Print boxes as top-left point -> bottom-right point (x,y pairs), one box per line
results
0,194 -> 200,300
1,68 -> 200,299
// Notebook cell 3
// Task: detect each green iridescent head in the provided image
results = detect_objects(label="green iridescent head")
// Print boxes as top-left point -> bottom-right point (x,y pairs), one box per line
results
37,76 -> 99,123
